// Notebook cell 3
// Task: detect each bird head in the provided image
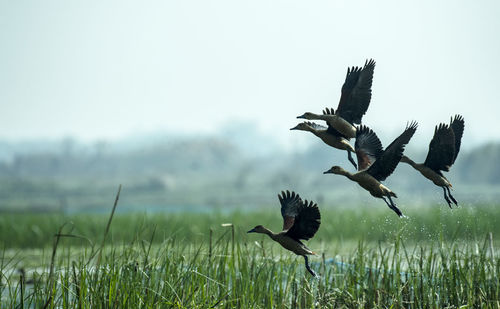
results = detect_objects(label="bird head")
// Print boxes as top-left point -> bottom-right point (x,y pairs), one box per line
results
247,225 -> 266,234
290,122 -> 311,131
323,166 -> 344,175
296,112 -> 315,120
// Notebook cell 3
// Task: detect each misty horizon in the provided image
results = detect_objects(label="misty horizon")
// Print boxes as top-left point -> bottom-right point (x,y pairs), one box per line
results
1,119 -> 499,160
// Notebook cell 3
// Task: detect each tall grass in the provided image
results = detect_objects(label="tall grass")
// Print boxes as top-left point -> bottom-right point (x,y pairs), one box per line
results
1,200 -> 500,307
1,227 -> 499,308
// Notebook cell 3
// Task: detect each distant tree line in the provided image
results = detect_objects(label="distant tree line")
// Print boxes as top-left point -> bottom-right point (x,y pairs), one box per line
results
0,138 -> 499,185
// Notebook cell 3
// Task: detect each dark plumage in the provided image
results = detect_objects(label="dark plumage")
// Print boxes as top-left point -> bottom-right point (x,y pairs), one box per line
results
324,121 -> 418,217
285,199 -> 321,241
354,125 -> 383,171
297,59 -> 376,138
248,190 -> 321,277
367,121 -> 419,182
337,58 -> 376,125
450,115 -> 464,163
401,115 -> 465,207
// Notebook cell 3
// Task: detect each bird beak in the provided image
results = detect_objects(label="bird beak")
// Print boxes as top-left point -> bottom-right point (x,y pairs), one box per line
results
323,170 -> 332,174
296,114 -> 306,119
247,228 -> 256,233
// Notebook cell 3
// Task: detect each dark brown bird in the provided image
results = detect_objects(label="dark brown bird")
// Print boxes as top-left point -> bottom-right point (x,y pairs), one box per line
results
324,121 -> 418,217
297,59 -> 376,139
247,190 -> 321,277
400,115 -> 465,208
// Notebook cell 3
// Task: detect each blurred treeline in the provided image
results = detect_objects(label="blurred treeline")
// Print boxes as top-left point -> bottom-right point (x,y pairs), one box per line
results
0,128 -> 499,213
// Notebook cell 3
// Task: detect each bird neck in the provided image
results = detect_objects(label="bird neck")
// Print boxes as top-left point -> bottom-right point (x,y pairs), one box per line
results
337,168 -> 354,180
259,227 -> 278,240
317,113 -> 332,121
400,155 -> 419,169
309,112 -> 323,120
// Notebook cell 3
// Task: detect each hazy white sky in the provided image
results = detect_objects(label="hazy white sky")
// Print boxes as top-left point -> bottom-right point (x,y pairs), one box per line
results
1,0 -> 499,149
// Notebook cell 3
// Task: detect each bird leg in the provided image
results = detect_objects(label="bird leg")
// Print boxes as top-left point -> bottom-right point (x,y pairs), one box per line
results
387,195 -> 404,217
347,150 -> 358,170
442,187 -> 452,208
445,186 -> 458,206
303,255 -> 317,277
382,196 -> 403,217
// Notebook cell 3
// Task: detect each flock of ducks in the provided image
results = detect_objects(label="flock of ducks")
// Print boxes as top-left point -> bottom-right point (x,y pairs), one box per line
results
248,59 -> 465,277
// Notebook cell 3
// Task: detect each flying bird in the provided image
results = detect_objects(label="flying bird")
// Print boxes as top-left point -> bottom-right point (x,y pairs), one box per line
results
247,190 -> 321,277
324,121 -> 418,217
297,59 -> 376,139
400,115 -> 464,207
290,121 -> 357,168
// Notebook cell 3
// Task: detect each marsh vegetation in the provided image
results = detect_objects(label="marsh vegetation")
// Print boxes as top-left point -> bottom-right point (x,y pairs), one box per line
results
1,198 -> 499,308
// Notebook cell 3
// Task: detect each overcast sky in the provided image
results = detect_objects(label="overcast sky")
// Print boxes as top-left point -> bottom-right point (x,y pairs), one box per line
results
1,0 -> 499,150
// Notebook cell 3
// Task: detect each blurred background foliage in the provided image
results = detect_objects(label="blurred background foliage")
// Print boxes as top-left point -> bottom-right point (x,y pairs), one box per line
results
0,124 -> 499,214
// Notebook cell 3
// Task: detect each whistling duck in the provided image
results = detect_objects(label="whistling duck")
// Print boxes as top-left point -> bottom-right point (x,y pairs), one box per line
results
297,59 -> 376,138
324,122 -> 418,217
400,115 -> 464,208
291,121 -> 357,169
248,190 -> 321,277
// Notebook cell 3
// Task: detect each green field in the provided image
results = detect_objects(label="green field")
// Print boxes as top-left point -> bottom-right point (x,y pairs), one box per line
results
1,199 -> 500,308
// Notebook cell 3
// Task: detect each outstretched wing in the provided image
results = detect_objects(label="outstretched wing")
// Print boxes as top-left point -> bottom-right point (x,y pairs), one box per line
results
355,125 -> 383,171
424,123 -> 455,172
279,190 -> 303,231
367,121 -> 418,181
450,115 -> 464,164
285,200 -> 321,241
336,59 -> 376,125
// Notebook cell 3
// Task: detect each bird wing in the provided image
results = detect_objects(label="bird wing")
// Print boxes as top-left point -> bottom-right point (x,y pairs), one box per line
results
321,108 -> 350,138
450,115 -> 465,164
279,190 -> 303,231
336,59 -> 376,125
303,121 -> 328,131
325,124 -> 345,138
367,121 -> 418,181
423,123 -> 456,172
285,200 -> 321,241
322,107 -> 335,115
355,125 -> 383,171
